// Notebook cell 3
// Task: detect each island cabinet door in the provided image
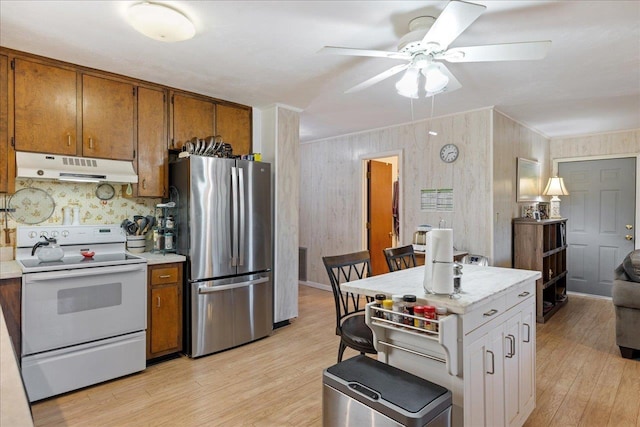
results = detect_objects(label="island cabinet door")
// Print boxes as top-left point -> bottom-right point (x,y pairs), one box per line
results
465,323 -> 506,427
504,311 -> 522,426
518,302 -> 536,425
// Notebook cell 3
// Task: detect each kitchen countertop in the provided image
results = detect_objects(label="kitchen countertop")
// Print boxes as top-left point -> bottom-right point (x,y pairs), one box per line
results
0,261 -> 22,280
0,304 -> 34,426
341,264 -> 540,315
135,252 -> 186,265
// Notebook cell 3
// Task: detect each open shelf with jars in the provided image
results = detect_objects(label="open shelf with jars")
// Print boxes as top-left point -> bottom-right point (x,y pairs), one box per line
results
513,218 -> 568,323
152,202 -> 177,255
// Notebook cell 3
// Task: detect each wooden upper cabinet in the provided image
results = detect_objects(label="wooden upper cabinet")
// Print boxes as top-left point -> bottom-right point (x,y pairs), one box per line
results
137,87 -> 167,197
171,93 -> 215,150
82,75 -> 135,160
216,104 -> 252,156
14,58 -> 77,155
0,54 -> 9,193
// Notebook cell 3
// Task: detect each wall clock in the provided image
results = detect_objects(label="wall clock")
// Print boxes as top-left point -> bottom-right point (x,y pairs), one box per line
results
96,183 -> 115,200
439,144 -> 459,163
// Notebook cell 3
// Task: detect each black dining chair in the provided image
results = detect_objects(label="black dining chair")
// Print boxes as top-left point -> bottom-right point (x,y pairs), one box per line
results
383,244 -> 417,272
322,250 -> 377,362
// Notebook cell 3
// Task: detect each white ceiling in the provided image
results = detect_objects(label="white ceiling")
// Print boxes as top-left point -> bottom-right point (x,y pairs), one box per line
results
1,1 -> 638,143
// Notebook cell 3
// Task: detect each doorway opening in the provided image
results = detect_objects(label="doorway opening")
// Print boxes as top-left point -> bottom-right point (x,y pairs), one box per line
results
361,152 -> 401,276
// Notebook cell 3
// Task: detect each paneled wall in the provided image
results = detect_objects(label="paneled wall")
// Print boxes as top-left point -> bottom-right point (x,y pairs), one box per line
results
492,111 -> 550,267
550,129 -> 639,160
300,108 -> 495,285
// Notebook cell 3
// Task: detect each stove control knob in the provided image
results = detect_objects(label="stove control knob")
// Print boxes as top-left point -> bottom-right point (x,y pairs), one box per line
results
50,231 -> 59,238
61,230 -> 69,238
28,231 -> 37,239
40,231 -> 48,238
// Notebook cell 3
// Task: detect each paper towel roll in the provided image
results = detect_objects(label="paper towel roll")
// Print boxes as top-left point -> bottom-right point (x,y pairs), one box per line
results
423,228 -> 454,294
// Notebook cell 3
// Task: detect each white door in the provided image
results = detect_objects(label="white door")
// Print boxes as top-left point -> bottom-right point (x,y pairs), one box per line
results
559,158 -> 636,297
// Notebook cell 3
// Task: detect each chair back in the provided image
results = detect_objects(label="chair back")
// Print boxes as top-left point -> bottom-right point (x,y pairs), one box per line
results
383,244 -> 417,272
322,251 -> 371,334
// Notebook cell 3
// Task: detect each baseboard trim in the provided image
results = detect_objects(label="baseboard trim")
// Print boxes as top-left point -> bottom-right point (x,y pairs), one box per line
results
299,281 -> 331,292
567,291 -> 612,301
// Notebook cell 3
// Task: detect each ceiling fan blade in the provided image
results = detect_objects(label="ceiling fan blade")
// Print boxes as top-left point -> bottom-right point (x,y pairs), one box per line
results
426,63 -> 462,97
345,63 -> 410,94
319,46 -> 410,60
439,41 -> 552,62
423,0 -> 486,50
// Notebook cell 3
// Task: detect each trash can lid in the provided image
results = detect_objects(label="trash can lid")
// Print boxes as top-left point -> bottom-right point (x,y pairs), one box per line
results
325,355 -> 450,413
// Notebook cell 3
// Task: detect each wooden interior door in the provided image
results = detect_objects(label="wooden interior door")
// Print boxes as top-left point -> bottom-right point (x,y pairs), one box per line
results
560,157 -> 636,297
368,160 -> 393,275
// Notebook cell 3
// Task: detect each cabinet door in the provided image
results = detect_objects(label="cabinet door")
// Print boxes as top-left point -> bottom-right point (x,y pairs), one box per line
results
82,74 -> 135,160
172,93 -> 215,150
0,54 -> 9,193
519,302 -> 536,421
0,278 -> 22,355
504,312 -> 521,426
14,58 -> 77,155
149,284 -> 181,356
137,87 -> 167,197
216,104 -> 251,156
466,324 -> 506,427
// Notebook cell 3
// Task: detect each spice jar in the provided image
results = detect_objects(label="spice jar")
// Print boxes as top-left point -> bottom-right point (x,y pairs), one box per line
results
402,295 -> 417,325
382,300 -> 393,321
164,230 -> 174,250
413,306 -> 425,328
435,307 -> 448,332
424,305 -> 436,331
165,215 -> 175,229
391,295 -> 404,324
374,294 -> 386,318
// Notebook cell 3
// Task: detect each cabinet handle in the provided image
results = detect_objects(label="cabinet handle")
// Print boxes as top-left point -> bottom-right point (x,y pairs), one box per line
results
483,309 -> 499,317
88,137 -> 94,149
523,323 -> 531,343
67,134 -> 72,146
142,179 -> 146,190
518,291 -> 530,297
156,296 -> 161,308
487,350 -> 495,374
159,274 -> 171,279
506,334 -> 516,358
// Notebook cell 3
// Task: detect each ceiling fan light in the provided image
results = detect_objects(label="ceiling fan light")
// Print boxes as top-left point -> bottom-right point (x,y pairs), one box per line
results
395,67 -> 420,98
127,2 -> 196,42
423,64 -> 449,93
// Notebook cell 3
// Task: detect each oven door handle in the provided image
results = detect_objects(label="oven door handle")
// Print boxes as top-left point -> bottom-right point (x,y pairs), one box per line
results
25,264 -> 146,281
197,277 -> 269,294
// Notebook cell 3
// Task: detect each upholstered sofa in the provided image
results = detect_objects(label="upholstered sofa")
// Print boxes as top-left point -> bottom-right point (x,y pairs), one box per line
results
613,250 -> 640,359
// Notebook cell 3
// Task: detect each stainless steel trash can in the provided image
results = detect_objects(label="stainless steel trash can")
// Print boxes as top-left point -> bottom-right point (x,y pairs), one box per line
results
322,355 -> 452,427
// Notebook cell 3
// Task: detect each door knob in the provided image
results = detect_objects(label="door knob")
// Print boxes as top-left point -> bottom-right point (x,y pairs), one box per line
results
625,235 -> 633,241
626,224 -> 633,230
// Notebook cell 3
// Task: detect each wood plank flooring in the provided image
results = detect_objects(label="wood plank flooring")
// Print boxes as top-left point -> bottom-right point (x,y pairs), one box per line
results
32,287 -> 639,426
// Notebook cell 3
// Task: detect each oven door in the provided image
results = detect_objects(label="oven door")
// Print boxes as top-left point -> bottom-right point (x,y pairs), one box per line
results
22,263 -> 147,356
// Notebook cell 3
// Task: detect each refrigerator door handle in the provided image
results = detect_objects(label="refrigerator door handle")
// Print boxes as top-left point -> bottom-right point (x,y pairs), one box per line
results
231,166 -> 239,266
197,277 -> 269,294
238,166 -> 246,266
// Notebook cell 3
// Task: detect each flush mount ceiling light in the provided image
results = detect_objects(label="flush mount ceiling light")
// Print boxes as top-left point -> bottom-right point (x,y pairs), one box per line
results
127,2 -> 195,42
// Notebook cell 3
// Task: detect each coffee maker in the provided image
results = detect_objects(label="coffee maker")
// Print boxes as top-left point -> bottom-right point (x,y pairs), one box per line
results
412,225 -> 432,252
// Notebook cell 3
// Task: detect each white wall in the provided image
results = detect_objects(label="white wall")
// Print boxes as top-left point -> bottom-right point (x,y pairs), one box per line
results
492,111 -> 550,267
300,108 -> 495,285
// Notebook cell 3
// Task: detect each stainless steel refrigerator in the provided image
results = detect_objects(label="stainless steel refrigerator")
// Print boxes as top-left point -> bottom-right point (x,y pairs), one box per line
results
171,155 -> 272,357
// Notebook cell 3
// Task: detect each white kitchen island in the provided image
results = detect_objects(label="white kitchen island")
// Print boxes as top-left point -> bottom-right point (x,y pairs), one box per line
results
341,264 -> 541,427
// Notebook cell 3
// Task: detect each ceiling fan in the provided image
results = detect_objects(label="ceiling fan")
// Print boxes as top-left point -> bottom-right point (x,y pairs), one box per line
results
319,0 -> 551,98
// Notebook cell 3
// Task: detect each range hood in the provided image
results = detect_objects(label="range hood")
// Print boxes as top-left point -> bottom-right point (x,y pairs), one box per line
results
16,152 -> 138,184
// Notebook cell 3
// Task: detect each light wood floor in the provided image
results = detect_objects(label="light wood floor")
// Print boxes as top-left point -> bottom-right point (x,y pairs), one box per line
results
32,286 -> 639,426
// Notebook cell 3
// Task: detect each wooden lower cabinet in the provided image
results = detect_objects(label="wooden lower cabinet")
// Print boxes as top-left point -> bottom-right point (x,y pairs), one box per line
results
0,277 -> 21,356
147,263 -> 183,360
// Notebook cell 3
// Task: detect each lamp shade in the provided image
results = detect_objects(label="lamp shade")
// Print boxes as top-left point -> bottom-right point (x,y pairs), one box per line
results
543,177 -> 569,196
127,2 -> 195,42
395,67 -> 420,98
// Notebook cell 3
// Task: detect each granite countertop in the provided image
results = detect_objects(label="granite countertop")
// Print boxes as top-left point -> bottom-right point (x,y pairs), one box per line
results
134,252 -> 186,265
0,305 -> 34,426
0,261 -> 22,280
341,264 -> 540,315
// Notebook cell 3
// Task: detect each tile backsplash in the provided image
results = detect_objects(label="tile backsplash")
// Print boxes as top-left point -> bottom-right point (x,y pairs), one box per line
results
1,179 -> 160,256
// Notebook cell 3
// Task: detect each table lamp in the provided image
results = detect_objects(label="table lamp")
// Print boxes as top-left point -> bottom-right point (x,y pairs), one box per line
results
543,176 -> 569,219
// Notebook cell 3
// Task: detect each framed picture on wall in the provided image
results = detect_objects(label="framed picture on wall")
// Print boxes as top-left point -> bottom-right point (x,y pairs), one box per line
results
517,158 -> 541,202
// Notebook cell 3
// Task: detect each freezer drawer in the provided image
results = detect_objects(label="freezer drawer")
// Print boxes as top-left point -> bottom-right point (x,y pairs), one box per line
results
189,273 -> 273,357
322,356 -> 452,427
